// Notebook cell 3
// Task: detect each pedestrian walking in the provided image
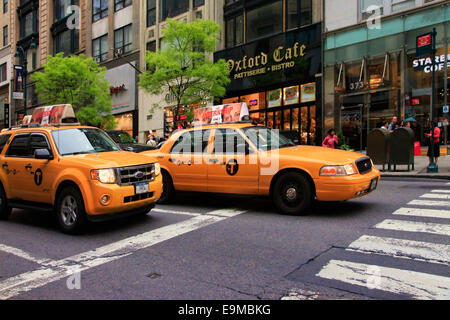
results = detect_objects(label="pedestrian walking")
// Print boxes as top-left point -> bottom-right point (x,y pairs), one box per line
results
388,116 -> 398,132
425,122 -> 441,166
380,120 -> 389,131
322,129 -> 339,149
147,134 -> 157,148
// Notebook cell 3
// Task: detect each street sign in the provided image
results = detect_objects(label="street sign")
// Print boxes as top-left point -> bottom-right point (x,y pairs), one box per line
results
444,105 -> 449,113
12,92 -> 24,100
416,32 -> 433,58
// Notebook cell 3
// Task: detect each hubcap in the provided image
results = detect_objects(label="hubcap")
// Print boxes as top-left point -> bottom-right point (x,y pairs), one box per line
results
286,188 -> 297,201
61,195 -> 78,226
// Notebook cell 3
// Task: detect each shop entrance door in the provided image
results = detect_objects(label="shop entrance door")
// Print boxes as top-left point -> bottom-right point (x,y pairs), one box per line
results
340,95 -> 367,151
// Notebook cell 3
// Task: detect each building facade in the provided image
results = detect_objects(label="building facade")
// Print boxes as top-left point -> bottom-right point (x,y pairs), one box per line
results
137,0 -> 221,143
323,0 -> 450,150
0,0 -> 11,129
214,0 -> 323,145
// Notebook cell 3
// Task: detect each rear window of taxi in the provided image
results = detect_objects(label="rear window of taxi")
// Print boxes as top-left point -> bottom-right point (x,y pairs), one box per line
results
0,134 -> 11,154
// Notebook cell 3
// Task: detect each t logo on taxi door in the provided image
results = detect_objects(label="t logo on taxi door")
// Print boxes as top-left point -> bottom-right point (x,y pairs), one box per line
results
226,159 -> 239,176
34,169 -> 43,186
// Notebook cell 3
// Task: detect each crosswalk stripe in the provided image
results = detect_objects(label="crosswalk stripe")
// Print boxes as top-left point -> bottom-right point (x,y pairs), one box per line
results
420,193 -> 450,200
316,260 -> 450,300
0,244 -> 53,266
375,219 -> 450,236
408,199 -> 450,207
0,209 -> 247,300
431,190 -> 450,194
347,235 -> 450,265
393,208 -> 450,220
152,208 -> 201,216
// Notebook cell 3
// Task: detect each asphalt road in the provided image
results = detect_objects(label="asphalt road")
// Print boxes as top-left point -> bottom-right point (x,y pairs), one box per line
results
0,178 -> 449,300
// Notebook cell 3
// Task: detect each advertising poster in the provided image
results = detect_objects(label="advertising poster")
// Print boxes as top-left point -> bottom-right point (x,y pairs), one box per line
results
268,89 -> 282,108
193,103 -> 249,126
30,104 -> 74,125
301,83 -> 316,103
283,86 -> 299,105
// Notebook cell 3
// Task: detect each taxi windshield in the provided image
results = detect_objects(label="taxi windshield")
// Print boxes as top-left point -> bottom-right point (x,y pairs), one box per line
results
108,131 -> 136,144
52,128 -> 121,156
242,127 -> 295,151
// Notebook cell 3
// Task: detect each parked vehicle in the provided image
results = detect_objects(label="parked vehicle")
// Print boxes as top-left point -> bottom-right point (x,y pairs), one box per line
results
106,130 -> 156,153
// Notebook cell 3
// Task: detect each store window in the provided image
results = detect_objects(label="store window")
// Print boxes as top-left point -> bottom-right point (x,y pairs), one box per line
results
286,0 -> 312,30
114,24 -> 132,53
114,0 -> 132,12
246,1 -> 283,42
160,0 -> 189,22
93,0 -> 108,22
93,34 -> 108,62
147,0 -> 156,27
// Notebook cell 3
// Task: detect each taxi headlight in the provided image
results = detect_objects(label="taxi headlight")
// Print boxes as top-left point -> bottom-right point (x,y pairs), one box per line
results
91,169 -> 117,184
320,164 -> 357,176
154,162 -> 161,176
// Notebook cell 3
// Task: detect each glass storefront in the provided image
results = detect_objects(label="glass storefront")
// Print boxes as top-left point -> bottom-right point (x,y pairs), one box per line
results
324,12 -> 449,150
114,112 -> 133,136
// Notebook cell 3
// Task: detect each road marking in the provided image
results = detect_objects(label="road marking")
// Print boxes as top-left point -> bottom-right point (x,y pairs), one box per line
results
0,244 -> 53,266
408,199 -> 450,207
431,190 -> 450,194
0,209 -> 246,300
420,193 -> 450,200
347,235 -> 450,265
152,208 -> 201,216
316,260 -> 450,300
393,208 -> 450,220
375,219 -> 450,236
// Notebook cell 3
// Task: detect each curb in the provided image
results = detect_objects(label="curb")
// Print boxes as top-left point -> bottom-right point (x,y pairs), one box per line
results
380,173 -> 450,180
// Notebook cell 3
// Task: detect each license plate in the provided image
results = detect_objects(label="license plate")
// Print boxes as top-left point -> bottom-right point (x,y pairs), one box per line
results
369,178 -> 378,191
135,182 -> 149,195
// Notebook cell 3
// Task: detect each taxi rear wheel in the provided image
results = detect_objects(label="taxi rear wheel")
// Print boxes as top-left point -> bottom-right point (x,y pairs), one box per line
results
272,172 -> 313,216
56,187 -> 86,234
0,185 -> 11,220
157,171 -> 175,204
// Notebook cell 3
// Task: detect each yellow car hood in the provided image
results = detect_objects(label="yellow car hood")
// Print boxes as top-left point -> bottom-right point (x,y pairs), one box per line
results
64,151 -> 158,168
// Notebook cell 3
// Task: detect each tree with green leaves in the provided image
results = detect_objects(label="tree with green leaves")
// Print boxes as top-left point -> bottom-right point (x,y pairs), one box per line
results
31,53 -> 115,129
139,19 -> 230,128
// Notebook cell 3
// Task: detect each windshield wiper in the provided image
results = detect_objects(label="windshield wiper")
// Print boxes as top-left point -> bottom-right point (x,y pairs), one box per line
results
62,151 -> 95,156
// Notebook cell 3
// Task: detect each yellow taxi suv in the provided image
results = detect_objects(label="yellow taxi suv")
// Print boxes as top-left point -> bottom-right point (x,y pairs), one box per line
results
0,105 -> 162,234
144,104 -> 380,216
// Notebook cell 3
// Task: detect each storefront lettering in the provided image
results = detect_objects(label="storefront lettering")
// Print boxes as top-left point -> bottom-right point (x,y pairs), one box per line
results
227,42 -> 307,80
413,54 -> 450,73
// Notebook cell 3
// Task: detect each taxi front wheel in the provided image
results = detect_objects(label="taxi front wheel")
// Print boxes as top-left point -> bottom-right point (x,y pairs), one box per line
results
56,187 -> 86,234
0,185 -> 11,220
157,171 -> 175,204
272,172 -> 313,216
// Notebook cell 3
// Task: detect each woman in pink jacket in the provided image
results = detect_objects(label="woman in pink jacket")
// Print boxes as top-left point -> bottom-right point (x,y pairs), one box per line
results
322,129 -> 339,149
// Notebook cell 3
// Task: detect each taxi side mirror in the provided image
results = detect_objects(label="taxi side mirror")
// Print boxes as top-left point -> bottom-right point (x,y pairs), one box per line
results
35,149 -> 53,160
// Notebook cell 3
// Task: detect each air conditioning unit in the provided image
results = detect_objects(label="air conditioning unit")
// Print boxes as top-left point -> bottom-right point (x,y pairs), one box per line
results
94,56 -> 101,63
114,48 -> 123,58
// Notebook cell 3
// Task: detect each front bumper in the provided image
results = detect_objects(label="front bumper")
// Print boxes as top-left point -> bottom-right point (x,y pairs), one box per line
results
314,168 -> 381,202
84,174 -> 163,216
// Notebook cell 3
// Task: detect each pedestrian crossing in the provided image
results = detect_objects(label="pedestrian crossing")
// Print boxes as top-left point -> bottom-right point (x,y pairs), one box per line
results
315,181 -> 450,300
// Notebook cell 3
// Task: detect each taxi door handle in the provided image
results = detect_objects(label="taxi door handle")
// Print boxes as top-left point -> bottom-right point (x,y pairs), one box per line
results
25,164 -> 32,170
208,158 -> 219,164
1,162 -> 7,169
168,158 -> 176,163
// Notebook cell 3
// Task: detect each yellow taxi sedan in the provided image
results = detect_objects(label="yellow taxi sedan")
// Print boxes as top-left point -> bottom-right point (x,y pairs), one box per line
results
144,122 -> 380,215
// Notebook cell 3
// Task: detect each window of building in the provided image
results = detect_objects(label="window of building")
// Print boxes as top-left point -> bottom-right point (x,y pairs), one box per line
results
54,29 -> 79,55
246,1 -> 283,42
360,0 -> 384,21
114,24 -> 132,54
193,0 -> 205,8
287,0 -> 312,30
54,0 -> 73,22
3,25 -> 7,47
147,40 -> 156,52
0,63 -> 6,82
20,11 -> 37,38
114,0 -> 132,12
160,0 -> 189,22
93,0 -> 108,22
93,34 -> 108,62
391,0 -> 415,13
3,0 -> 7,13
147,0 -> 156,27
225,14 -> 243,48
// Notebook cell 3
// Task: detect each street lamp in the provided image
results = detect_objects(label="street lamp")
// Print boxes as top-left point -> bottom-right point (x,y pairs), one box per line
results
14,42 -> 37,119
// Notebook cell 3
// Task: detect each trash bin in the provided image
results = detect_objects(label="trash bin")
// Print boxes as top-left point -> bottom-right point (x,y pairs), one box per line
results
367,129 -> 390,171
389,127 -> 415,171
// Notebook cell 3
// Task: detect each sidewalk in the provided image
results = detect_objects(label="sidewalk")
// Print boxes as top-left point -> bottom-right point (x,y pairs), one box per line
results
374,155 -> 450,179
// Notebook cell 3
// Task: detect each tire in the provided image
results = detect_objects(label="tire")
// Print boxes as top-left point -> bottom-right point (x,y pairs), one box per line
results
272,172 -> 314,216
157,171 -> 175,204
56,186 -> 87,234
0,184 -> 11,220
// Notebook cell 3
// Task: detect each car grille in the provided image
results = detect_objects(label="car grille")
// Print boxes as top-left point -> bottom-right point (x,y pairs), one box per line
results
124,192 -> 154,203
117,164 -> 155,186
355,157 -> 373,174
